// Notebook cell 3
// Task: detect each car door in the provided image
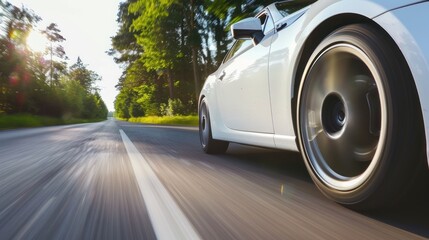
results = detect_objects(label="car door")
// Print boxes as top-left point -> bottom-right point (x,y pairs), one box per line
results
216,12 -> 275,134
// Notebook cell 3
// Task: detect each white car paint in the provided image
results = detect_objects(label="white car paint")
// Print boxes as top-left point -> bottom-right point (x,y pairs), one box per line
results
200,0 -> 429,165
231,18 -> 262,37
373,2 -> 429,166
217,36 -> 274,134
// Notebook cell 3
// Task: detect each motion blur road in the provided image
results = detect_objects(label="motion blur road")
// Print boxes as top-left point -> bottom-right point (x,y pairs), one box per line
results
0,118 -> 428,239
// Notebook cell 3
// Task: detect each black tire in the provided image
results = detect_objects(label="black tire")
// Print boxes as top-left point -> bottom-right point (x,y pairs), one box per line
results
297,24 -> 425,209
199,98 -> 229,154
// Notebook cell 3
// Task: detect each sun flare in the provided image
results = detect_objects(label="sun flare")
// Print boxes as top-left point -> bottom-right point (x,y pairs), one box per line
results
26,30 -> 48,53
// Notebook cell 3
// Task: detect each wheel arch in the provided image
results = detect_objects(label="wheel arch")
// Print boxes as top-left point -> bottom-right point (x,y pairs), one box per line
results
291,12 -> 428,168
198,94 -> 206,110
290,14 -> 426,158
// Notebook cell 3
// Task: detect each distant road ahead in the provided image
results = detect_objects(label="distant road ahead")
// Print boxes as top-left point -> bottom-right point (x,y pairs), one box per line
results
0,119 -> 427,239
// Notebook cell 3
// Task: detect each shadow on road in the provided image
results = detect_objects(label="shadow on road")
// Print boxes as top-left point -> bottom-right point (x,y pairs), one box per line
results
224,144 -> 429,238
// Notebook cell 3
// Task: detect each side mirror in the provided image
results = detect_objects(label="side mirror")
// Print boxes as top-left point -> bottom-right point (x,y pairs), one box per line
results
231,18 -> 264,45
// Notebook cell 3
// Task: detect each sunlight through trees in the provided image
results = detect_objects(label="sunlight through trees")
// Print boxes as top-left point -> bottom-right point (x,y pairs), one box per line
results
0,0 -> 108,119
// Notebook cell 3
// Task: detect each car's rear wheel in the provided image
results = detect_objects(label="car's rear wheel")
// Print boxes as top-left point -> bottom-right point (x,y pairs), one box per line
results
297,24 -> 425,209
199,98 -> 229,154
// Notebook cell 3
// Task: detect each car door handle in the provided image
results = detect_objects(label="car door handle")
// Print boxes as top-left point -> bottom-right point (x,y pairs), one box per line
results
218,71 -> 226,81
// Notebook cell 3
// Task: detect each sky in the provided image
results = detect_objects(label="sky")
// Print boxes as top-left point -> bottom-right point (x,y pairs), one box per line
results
8,0 -> 123,111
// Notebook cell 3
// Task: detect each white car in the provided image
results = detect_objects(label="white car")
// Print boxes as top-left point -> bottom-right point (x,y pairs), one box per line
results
198,0 -> 429,209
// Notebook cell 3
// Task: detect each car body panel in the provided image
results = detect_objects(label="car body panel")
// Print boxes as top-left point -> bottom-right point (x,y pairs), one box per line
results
268,15 -> 304,151
200,0 -> 429,165
217,35 -> 274,134
201,68 -> 277,148
267,0 -> 423,150
373,2 -> 429,166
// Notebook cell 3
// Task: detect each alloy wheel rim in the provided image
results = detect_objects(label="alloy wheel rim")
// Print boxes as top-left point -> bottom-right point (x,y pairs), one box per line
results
299,43 -> 387,191
199,103 -> 210,147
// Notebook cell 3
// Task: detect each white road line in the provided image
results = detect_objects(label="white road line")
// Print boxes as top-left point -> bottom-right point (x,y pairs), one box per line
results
180,159 -> 192,166
16,197 -> 56,239
199,162 -> 215,170
119,129 -> 201,240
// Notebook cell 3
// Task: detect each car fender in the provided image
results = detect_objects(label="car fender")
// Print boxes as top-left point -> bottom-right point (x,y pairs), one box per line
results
373,2 -> 429,166
199,71 -> 224,140
291,0 -> 429,165
270,0 -> 425,148
292,0 -> 424,100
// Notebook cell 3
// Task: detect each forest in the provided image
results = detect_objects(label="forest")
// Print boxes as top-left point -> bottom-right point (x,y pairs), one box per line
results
0,1 -> 108,121
111,0 -> 274,118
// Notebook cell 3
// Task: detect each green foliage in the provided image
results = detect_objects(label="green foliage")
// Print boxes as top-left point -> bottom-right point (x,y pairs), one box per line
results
62,76 -> 85,117
0,1 -> 108,122
135,83 -> 160,116
127,115 -> 198,127
114,88 -> 132,119
93,92 -> 108,119
0,113 -> 105,129
0,1 -> 41,44
41,23 -> 67,86
69,57 -> 101,91
160,98 -> 185,116
0,113 -> 63,128
129,0 -> 176,71
129,101 -> 144,117
111,0 -> 273,118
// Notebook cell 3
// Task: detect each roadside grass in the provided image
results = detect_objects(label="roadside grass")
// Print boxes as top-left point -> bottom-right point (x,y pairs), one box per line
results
0,114 -> 105,130
126,115 -> 198,127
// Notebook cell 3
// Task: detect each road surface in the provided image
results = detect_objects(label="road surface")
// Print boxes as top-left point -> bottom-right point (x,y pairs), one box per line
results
0,118 -> 428,239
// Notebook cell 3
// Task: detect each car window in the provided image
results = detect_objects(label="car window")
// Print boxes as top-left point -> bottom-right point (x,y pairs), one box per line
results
259,13 -> 274,34
264,15 -> 274,34
224,39 -> 253,63
275,0 -> 316,17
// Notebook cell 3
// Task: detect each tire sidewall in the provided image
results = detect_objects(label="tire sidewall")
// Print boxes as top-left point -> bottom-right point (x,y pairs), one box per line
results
297,24 -> 404,206
199,98 -> 211,152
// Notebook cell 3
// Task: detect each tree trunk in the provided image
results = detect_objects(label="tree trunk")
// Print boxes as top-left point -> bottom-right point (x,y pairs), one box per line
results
167,70 -> 174,99
50,42 -> 53,87
191,47 -> 199,101
190,0 -> 200,101
203,31 -> 212,81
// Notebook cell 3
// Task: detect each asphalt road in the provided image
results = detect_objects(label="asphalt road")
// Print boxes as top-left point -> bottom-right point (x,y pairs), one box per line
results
0,118 -> 428,239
